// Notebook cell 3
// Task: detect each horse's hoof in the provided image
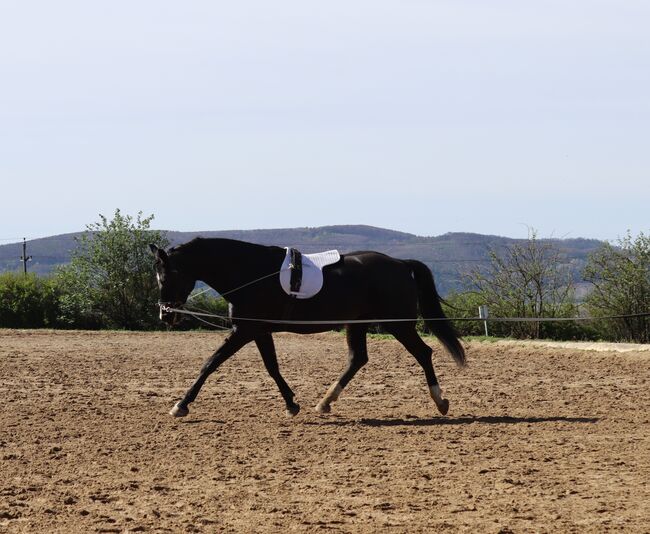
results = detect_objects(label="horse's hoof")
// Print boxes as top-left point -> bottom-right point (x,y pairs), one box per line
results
286,403 -> 301,417
315,402 -> 331,414
435,398 -> 449,416
170,402 -> 189,417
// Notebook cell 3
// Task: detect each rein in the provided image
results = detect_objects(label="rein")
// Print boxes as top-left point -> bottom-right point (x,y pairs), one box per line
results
159,267 -> 289,328
217,268 -> 287,300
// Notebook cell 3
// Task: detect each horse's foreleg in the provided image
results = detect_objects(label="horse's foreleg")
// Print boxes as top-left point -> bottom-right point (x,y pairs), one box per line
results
255,333 -> 300,417
170,328 -> 252,417
390,326 -> 449,415
316,325 -> 368,414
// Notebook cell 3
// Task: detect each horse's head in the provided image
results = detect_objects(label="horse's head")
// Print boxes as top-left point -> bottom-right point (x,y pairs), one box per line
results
149,244 -> 196,326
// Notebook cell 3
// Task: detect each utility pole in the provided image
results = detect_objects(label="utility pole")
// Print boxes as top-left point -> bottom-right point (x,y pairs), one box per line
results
20,238 -> 32,275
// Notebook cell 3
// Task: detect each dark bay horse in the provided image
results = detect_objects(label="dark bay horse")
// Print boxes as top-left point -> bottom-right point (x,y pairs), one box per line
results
150,238 -> 465,418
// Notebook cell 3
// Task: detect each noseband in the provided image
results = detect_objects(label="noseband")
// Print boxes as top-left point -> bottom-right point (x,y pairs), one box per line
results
159,301 -> 184,313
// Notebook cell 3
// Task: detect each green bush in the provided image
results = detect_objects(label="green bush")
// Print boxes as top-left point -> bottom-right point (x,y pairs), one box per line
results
441,291 -> 487,337
56,210 -> 169,330
583,232 -> 650,343
0,273 -> 62,328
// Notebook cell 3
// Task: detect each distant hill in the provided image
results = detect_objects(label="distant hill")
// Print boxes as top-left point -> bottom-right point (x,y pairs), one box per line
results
0,225 -> 604,295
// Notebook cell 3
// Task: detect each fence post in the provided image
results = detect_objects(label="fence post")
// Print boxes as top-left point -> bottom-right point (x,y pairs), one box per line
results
478,305 -> 489,337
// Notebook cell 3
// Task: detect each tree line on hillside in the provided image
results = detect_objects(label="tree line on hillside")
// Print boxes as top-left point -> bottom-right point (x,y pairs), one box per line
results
0,210 -> 648,343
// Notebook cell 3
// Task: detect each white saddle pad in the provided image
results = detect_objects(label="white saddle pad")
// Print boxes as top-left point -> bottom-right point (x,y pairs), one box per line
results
279,248 -> 341,299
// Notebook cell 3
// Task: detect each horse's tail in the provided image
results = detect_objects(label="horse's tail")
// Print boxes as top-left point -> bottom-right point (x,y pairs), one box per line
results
405,260 -> 466,367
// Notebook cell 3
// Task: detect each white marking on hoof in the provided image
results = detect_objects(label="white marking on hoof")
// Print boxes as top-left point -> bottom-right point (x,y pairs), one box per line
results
320,382 -> 342,405
315,402 -> 331,414
170,402 -> 189,417
316,382 -> 342,414
429,385 -> 449,415
286,403 -> 300,417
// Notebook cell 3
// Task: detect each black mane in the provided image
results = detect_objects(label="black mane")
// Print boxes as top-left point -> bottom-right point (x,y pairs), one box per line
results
169,237 -> 282,259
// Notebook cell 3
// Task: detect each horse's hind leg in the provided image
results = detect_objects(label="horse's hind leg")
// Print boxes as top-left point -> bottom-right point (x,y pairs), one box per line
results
316,324 -> 368,414
255,333 -> 300,417
390,325 -> 450,415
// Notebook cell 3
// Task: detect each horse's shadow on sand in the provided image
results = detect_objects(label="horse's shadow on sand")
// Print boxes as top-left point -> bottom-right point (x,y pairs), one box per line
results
308,415 -> 599,427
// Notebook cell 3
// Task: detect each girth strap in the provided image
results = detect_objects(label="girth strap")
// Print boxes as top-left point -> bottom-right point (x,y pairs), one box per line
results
289,248 -> 303,294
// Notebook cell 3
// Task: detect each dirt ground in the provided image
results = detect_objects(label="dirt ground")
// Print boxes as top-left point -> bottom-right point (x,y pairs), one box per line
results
1,330 -> 649,533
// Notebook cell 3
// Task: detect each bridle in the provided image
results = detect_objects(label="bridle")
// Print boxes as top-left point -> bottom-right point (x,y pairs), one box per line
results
158,301 -> 185,314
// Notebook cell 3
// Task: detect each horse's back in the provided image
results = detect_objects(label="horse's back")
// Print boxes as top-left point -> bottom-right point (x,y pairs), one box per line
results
332,251 -> 420,313
340,250 -> 415,278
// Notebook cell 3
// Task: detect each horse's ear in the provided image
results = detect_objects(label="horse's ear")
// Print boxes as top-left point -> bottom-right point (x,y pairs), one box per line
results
149,244 -> 168,263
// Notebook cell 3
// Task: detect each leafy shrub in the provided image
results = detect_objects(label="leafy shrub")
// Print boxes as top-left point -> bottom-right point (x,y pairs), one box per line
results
463,229 -> 585,339
55,210 -> 169,330
442,291 -> 595,341
0,273 -> 62,328
180,289 -> 232,330
441,290 -> 487,337
583,231 -> 650,343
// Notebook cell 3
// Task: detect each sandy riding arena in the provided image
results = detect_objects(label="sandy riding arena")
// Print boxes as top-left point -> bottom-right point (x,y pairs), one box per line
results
1,330 -> 649,533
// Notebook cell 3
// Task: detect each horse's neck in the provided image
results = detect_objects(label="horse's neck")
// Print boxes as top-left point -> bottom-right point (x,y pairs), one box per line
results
187,241 -> 282,301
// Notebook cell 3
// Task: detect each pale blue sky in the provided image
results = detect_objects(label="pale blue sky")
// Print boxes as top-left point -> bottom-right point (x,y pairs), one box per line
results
1,1 -> 648,242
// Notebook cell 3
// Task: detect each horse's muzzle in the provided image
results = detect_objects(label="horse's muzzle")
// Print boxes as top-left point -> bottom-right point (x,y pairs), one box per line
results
159,303 -> 183,326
